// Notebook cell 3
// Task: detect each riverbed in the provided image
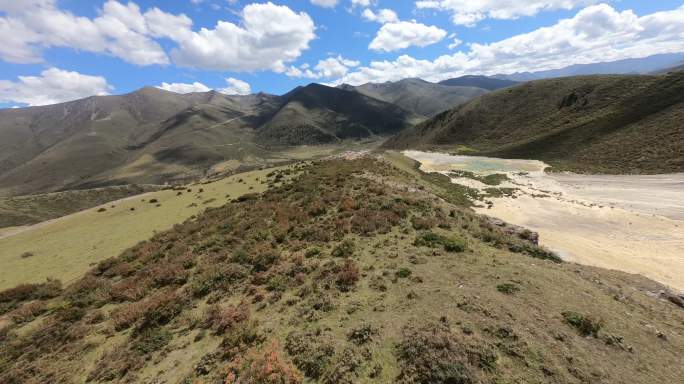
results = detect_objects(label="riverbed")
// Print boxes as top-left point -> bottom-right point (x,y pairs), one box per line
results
404,150 -> 684,292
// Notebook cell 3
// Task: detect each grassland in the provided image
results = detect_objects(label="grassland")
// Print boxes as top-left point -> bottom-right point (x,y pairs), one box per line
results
0,166 -> 293,290
0,185 -> 162,228
1,156 -> 682,383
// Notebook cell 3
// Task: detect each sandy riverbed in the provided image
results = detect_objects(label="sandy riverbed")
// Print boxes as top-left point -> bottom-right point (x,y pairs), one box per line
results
404,151 -> 684,292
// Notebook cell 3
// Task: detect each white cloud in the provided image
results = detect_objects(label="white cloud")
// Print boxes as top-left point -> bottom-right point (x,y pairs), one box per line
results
0,1 -> 316,72
0,0 -> 169,65
157,81 -> 211,94
0,68 -> 112,106
219,78 -> 252,95
350,0 -> 374,7
311,0 -> 338,8
156,78 -> 252,95
369,21 -> 447,52
362,8 -> 399,24
171,2 -> 316,71
415,0 -> 601,26
334,4 -> 684,84
286,55 -> 360,79
448,37 -> 462,49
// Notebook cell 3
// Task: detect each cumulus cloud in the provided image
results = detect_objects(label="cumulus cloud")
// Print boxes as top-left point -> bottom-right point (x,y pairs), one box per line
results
415,0 -> 601,26
156,78 -> 252,95
0,1 -> 316,72
0,0 -> 169,65
350,0 -> 374,7
311,0 -> 338,8
286,56 -> 360,79
0,68 -> 112,106
157,81 -> 211,94
362,8 -> 399,24
171,2 -> 316,71
334,4 -> 684,84
219,78 -> 252,95
369,21 -> 447,52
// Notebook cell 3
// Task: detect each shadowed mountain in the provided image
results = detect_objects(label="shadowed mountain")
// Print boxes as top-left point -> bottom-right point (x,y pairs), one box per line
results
339,78 -> 487,117
256,83 -> 419,145
438,75 -> 518,91
386,71 -> 684,174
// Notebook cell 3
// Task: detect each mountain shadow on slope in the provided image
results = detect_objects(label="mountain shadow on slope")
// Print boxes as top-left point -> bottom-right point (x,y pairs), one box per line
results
256,83 -> 418,146
339,78 -> 488,117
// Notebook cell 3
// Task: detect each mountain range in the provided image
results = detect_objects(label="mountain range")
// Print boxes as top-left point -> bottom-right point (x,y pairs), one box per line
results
2,52 -> 684,196
0,83 -> 424,196
494,52 -> 684,81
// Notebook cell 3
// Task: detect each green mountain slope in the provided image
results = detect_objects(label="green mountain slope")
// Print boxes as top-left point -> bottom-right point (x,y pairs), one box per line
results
340,78 -> 487,117
0,157 -> 682,383
386,72 -> 684,174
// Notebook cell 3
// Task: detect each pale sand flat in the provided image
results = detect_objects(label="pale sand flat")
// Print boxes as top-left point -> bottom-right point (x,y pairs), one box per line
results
405,151 -> 684,292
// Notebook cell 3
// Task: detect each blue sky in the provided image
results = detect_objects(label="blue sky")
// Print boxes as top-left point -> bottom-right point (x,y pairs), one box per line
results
1,0 -> 683,107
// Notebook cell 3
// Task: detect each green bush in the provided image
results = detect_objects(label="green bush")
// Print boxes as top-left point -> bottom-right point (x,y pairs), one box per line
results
562,311 -> 604,337
414,231 -> 466,253
331,239 -> 355,258
496,283 -> 520,295
396,267 -> 412,279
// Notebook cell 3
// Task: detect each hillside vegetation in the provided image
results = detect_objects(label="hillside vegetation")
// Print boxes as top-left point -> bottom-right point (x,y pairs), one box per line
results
0,166 -> 293,290
1,156 -> 682,383
386,72 -> 684,174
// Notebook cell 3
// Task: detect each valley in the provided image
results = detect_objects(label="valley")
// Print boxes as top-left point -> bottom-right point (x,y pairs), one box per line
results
404,150 -> 684,291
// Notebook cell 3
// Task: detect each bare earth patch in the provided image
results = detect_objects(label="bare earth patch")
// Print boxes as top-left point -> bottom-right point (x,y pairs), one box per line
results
405,151 -> 684,292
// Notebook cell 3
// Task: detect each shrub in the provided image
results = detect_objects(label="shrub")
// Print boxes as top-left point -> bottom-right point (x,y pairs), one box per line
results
347,323 -> 377,345
20,252 -> 34,259
285,330 -> 336,379
331,239 -> 355,258
133,327 -> 172,355
496,283 -> 520,295
396,267 -> 412,279
414,232 -> 466,253
335,259 -> 360,292
226,341 -> 303,384
204,302 -> 250,335
305,247 -> 322,258
395,321 -> 475,384
251,244 -> 281,272
562,311 -> 604,337
10,301 -> 47,323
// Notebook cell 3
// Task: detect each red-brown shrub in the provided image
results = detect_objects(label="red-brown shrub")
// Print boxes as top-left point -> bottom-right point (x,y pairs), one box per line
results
335,259 -> 360,292
225,341 -> 302,384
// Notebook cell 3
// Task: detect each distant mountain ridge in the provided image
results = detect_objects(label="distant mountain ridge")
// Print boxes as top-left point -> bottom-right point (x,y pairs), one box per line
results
438,75 -> 518,91
339,78 -> 488,117
494,52 -> 684,81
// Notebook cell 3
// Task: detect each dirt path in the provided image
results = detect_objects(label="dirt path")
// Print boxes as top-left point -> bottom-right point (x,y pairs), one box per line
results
404,151 -> 684,292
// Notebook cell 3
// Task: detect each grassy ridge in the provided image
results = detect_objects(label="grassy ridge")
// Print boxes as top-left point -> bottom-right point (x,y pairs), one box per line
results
386,72 -> 684,174
1,157 -> 682,383
0,185 -> 161,228
0,166 -> 292,290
